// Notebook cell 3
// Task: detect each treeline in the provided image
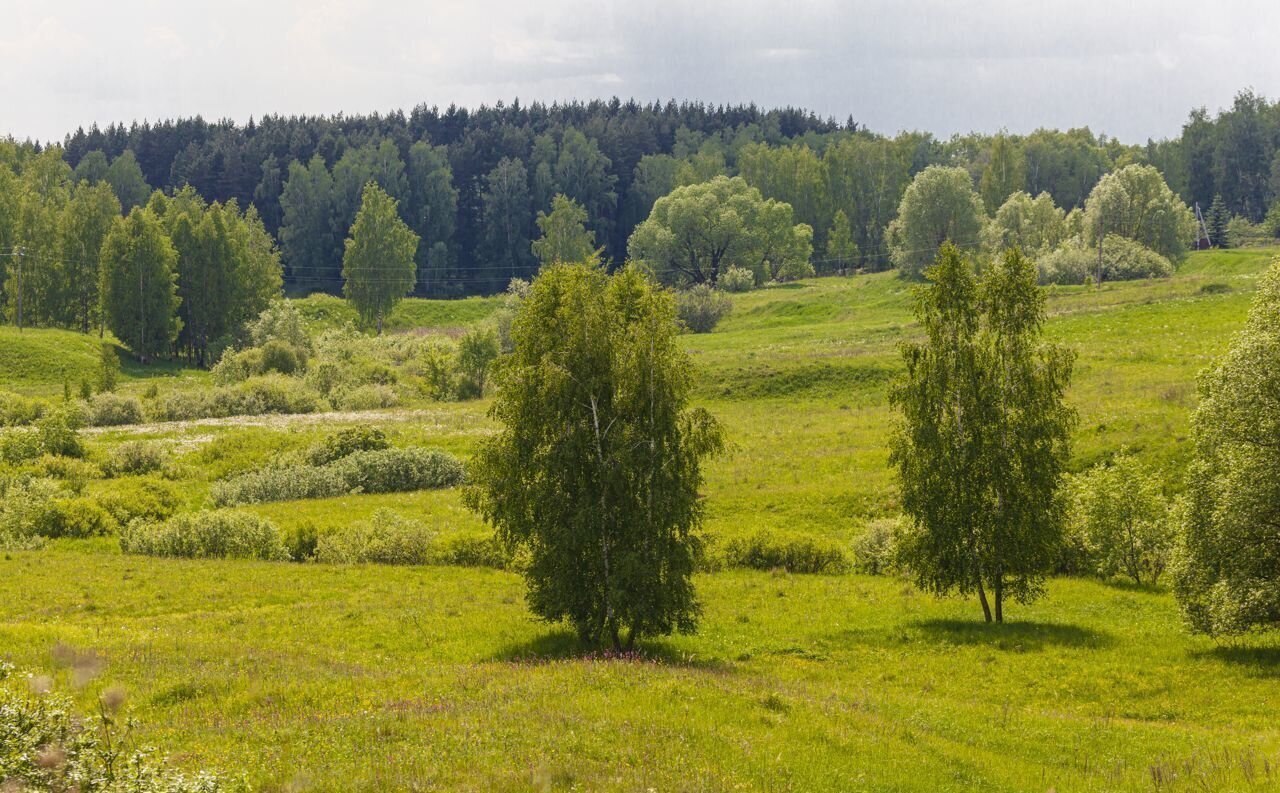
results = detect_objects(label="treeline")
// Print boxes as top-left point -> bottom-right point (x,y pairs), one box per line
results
25,91 -> 1273,296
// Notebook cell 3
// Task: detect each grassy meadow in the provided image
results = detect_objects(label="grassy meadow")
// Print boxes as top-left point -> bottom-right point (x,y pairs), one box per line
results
3,247 -> 1280,791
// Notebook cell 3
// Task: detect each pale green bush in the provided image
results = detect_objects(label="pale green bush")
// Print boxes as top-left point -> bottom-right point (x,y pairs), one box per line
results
851,517 -> 902,575
106,440 -> 165,476
717,265 -> 756,293
87,393 -> 145,427
676,284 -> 732,333
120,509 -> 289,561
314,509 -> 435,565
719,530 -> 850,574
304,426 -> 389,466
208,464 -> 349,507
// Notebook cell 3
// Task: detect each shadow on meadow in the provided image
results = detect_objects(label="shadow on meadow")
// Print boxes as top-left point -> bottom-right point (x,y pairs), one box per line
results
487,629 -> 733,671
912,618 -> 1113,651
1192,644 -> 1280,677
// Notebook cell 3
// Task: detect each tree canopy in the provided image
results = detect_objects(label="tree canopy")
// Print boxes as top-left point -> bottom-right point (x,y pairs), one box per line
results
888,166 -> 985,279
99,207 -> 182,361
465,263 -> 724,649
342,181 -> 419,333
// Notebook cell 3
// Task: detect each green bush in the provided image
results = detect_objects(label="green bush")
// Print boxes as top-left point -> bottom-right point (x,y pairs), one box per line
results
106,440 -> 165,476
332,383 -> 400,411
851,517 -> 902,575
283,522 -> 320,561
0,391 -> 47,427
305,426 -> 390,466
429,531 -> 512,568
45,498 -> 118,538
96,477 -> 182,527
314,509 -> 435,565
210,447 -> 464,507
718,265 -> 756,293
0,429 -> 43,464
720,530 -> 850,574
676,284 -> 732,333
1037,237 -> 1174,285
259,339 -> 306,375
152,375 -> 324,421
87,393 -> 145,427
35,405 -> 86,458
120,509 -> 289,560
208,464 -> 350,507
0,478 -> 66,539
328,447 -> 465,495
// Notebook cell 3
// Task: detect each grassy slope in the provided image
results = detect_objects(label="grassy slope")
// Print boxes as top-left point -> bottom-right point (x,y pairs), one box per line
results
3,247 -> 1280,791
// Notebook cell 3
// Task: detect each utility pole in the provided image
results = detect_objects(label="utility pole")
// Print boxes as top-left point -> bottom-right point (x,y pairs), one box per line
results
14,246 -> 24,332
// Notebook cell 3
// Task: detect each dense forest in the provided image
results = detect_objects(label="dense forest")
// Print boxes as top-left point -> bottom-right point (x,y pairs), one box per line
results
3,92 -> 1280,302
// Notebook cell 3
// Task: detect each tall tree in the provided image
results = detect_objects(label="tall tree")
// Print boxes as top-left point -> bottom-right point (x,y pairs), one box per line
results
823,136 -> 910,270
479,157 -> 533,290
531,194 -> 597,267
99,207 -> 181,362
59,181 -> 121,332
6,148 -> 71,328
464,263 -> 724,649
1206,194 -> 1230,248
279,154 -> 336,292
1083,164 -> 1196,262
1175,259 -> 1280,636
406,140 -> 458,295
887,166 -> 985,279
342,182 -> 418,334
554,128 -> 617,251
104,150 -> 151,212
824,209 -> 859,271
891,244 -> 1075,622
979,134 -> 1027,214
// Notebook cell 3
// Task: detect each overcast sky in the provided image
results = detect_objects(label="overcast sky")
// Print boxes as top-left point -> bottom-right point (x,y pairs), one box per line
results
4,0 -> 1279,144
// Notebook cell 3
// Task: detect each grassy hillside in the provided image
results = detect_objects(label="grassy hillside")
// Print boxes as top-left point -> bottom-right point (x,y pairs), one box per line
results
2,247 -> 1279,791
0,326 -> 207,396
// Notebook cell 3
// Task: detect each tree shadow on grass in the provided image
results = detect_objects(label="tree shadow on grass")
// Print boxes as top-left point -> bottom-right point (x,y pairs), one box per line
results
487,629 -> 733,672
1191,644 -> 1280,678
912,618 -> 1113,651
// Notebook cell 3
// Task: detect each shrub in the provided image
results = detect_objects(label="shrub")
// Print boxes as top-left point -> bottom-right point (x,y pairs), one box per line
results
314,509 -> 436,565
106,440 -> 165,476
429,531 -> 512,568
96,342 -> 120,392
208,464 -> 350,507
305,426 -> 389,466
259,339 -> 305,375
44,498 -> 118,538
0,391 -> 46,426
120,509 -> 289,560
87,393 -> 145,427
249,299 -> 313,353
851,517 -> 902,575
1065,452 -> 1173,585
717,265 -> 756,293
0,478 -> 66,539
328,447 -> 465,495
332,383 -> 400,411
36,405 -> 86,458
1037,237 -> 1174,285
96,477 -> 182,526
720,530 -> 850,574
152,376 -> 323,421
0,429 -> 43,464
283,522 -> 320,561
31,454 -> 99,492
676,284 -> 732,333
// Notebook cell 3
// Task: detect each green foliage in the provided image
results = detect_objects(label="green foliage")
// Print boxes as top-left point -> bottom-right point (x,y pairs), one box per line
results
1037,236 -> 1174,285
1065,452 -> 1172,584
979,134 -> 1027,214
479,157 -> 534,290
888,166 -> 986,279
717,265 -> 756,293
35,404 -> 85,458
823,209 -> 859,273
455,326 -> 499,398
87,392 -> 143,427
210,447 -> 464,507
314,509 -> 436,565
304,426 -> 390,466
248,300 -> 312,353
719,530 -> 850,574
99,207 -> 182,362
0,664 -> 242,792
465,264 -> 724,648
96,343 -> 120,392
891,245 -> 1076,621
0,391 -> 46,426
1206,194 -> 1230,248
121,509 -> 289,561
1175,258 -> 1280,635
676,284 -> 732,333
104,149 -> 151,210
94,476 -> 182,527
342,182 -> 419,333
151,375 -> 323,422
851,517 -> 903,575
531,194 -> 599,268
105,440 -> 166,477
984,191 -> 1066,255
1083,164 -> 1196,262
628,176 -> 813,286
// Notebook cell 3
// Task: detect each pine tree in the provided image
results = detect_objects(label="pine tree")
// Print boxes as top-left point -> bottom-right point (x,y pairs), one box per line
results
1206,194 -> 1230,248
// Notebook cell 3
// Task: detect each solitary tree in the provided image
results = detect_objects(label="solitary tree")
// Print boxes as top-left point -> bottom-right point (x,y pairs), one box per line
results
627,176 -> 812,286
891,244 -> 1075,622
531,194 -> 598,268
1175,259 -> 1280,636
1206,194 -> 1230,248
99,208 -> 181,362
887,166 -> 986,279
342,182 -> 419,334
1083,164 -> 1195,262
465,263 -> 724,649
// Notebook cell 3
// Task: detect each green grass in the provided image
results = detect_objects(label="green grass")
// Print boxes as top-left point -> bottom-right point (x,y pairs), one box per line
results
293,292 -> 503,334
4,246 -> 1280,791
